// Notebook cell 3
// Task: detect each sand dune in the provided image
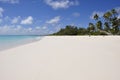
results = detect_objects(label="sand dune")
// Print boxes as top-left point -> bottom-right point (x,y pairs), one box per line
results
0,36 -> 120,80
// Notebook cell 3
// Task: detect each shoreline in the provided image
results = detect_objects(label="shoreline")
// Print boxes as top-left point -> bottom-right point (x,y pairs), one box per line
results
0,35 -> 106,51
0,35 -> 119,51
0,36 -> 44,51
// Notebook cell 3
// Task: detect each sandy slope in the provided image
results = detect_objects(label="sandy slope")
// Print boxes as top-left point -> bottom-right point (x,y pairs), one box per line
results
0,36 -> 120,80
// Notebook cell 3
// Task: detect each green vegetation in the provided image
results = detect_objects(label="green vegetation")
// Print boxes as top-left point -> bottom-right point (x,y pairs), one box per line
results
53,8 -> 120,35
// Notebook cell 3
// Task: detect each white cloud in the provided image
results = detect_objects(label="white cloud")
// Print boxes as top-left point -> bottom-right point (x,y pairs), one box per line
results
0,15 -> 54,35
15,25 -> 22,31
0,25 -> 50,35
28,27 -> 32,31
0,7 -> 4,17
44,0 -> 79,9
4,16 -> 11,22
0,18 -> 2,23
35,26 -> 47,30
90,11 -> 104,19
0,0 -> 19,4
42,26 -> 47,29
115,7 -> 120,14
35,26 -> 41,30
21,16 -> 33,25
72,12 -> 80,17
46,16 -> 60,24
11,16 -> 20,24
118,15 -> 120,19
0,25 -> 13,34
115,7 -> 120,19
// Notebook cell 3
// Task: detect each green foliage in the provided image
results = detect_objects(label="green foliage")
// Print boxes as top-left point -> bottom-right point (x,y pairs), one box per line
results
90,31 -> 107,35
53,25 -> 78,35
52,8 -> 120,36
93,8 -> 120,35
104,22 -> 110,31
94,14 -> 99,20
88,23 -> 95,32
77,28 -> 89,35
96,21 -> 103,30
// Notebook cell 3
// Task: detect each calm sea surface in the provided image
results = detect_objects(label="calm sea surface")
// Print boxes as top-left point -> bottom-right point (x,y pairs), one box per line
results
0,35 -> 42,51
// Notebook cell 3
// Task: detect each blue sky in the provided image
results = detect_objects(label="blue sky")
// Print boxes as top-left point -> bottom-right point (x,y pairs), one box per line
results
0,0 -> 120,35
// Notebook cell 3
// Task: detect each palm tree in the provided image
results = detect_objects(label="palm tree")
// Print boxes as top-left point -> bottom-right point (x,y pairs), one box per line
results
111,20 -> 120,34
103,11 -> 114,33
88,23 -> 95,33
104,22 -> 109,30
88,23 -> 94,36
94,14 -> 99,20
111,9 -> 117,18
109,9 -> 120,34
103,11 -> 112,20
96,21 -> 102,31
118,19 -> 120,26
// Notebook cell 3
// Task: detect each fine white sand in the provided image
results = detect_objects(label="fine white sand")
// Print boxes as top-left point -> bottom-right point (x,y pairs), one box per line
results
0,36 -> 120,80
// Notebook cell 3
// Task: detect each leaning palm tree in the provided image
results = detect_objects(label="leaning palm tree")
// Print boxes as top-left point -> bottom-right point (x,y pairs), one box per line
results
103,11 -> 112,21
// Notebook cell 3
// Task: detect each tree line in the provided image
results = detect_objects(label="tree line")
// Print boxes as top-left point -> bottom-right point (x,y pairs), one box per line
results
53,8 -> 120,35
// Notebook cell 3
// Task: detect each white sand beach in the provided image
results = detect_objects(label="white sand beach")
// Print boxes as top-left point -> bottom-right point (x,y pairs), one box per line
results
0,36 -> 120,80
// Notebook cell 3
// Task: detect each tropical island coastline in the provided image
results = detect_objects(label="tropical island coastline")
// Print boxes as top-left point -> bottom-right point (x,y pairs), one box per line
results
0,0 -> 120,80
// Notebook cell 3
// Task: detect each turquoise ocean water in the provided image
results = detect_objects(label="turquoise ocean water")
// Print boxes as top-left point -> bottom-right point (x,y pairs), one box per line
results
0,35 -> 42,51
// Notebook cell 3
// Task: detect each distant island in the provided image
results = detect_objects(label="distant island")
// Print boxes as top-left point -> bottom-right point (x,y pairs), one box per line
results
52,8 -> 120,35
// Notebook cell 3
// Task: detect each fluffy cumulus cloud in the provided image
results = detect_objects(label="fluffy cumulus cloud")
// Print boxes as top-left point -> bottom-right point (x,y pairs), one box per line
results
11,16 -> 20,24
0,25 -> 50,35
44,0 -> 79,9
42,26 -> 47,29
0,6 -> 59,35
0,25 -> 20,35
21,16 -> 33,25
0,7 -> 4,17
0,14 -> 52,35
90,11 -> 104,19
0,0 -> 19,4
46,16 -> 60,24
